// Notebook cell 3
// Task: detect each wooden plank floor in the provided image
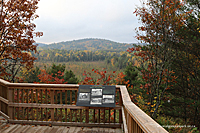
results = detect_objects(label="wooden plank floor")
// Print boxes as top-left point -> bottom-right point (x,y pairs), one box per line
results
0,118 -> 122,133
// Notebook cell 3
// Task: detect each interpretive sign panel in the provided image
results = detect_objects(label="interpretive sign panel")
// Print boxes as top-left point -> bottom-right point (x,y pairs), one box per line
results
76,85 -> 116,107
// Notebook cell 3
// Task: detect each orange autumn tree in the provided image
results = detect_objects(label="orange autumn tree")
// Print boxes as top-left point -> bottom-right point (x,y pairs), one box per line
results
131,0 -> 192,119
80,68 -> 129,86
0,0 -> 43,82
36,69 -> 68,84
80,68 -> 116,85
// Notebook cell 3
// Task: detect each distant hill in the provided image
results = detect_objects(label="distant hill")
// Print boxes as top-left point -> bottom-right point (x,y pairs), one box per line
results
35,43 -> 47,47
38,38 -> 134,51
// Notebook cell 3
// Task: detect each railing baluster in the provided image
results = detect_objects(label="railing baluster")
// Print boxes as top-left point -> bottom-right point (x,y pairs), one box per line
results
85,107 -> 89,123
127,113 -> 132,133
17,89 -> 19,120
13,89 -> 15,120
45,89 -> 48,121
70,90 -> 72,105
55,90 -> 57,121
45,89 -> 48,104
65,108 -> 68,122
21,89 -> 24,121
70,90 -> 72,122
134,119 -> 136,133
70,109 -> 72,122
114,109 -> 116,123
50,90 -> 54,121
40,89 -> 43,121
103,109 -> 105,123
36,89 -> 38,121
31,89 -> 34,120
60,91 -> 62,104
75,109 -> 77,122
93,109 -> 95,123
80,109 -> 82,122
65,90 -> 67,122
136,122 -> 139,133
26,89 -> 29,120
98,109 -> 100,123
60,90 -> 62,122
119,91 -> 122,124
116,90 -> 118,105
75,91 -> 77,104
108,109 -> 110,123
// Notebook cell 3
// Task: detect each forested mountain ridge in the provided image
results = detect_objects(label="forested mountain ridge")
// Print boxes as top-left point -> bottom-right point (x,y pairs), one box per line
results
36,43 -> 47,47
37,38 -> 133,51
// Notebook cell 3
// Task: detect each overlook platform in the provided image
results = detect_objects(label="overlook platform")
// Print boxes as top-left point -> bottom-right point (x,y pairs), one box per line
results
0,120 -> 121,133
0,79 -> 168,133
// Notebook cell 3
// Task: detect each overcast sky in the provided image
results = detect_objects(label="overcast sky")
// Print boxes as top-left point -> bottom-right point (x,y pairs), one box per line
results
34,0 -> 142,44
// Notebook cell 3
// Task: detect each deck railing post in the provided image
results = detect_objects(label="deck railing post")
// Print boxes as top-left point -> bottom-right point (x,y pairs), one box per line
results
1,85 -> 7,115
7,88 -> 14,120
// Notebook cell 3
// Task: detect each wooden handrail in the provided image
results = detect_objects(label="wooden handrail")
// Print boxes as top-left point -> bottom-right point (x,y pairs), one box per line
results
120,85 -> 168,133
0,78 -> 122,128
0,78 -> 10,86
0,78 -> 79,89
0,79 -> 168,132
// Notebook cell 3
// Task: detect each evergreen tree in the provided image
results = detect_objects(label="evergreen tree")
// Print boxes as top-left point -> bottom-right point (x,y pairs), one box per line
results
64,70 -> 78,84
124,64 -> 138,86
48,63 -> 65,79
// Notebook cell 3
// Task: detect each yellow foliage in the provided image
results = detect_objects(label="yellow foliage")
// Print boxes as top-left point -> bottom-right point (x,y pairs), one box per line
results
111,58 -> 115,66
127,53 -> 132,57
55,53 -> 63,57
47,53 -> 50,59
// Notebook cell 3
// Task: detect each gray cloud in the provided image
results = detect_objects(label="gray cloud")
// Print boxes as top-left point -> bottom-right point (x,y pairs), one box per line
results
34,0 -> 141,44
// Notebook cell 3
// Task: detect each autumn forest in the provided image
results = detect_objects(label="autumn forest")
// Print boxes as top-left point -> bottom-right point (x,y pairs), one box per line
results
0,0 -> 200,132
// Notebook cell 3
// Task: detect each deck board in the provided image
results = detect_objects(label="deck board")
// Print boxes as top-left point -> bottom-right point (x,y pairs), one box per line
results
103,128 -> 109,132
68,126 -> 76,133
36,126 -> 49,133
25,125 -> 38,132
2,124 -> 18,133
62,127 -> 70,133
16,125 -> 30,133
43,126 -> 53,132
74,127 -> 82,133
10,125 -> 22,133
0,121 -> 122,133
21,125 -> 32,133
109,128 -> 116,133
49,126 -> 59,133
56,126 -> 65,133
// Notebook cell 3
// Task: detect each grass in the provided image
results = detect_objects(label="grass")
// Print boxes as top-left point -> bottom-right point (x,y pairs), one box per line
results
34,61 -> 122,81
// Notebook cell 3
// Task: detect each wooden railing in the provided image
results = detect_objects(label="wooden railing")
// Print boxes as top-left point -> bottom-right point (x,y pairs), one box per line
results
0,79 -> 168,133
120,86 -> 168,133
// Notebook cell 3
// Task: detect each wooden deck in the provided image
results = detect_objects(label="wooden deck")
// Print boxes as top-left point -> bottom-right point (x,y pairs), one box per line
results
0,118 -> 122,133
0,79 -> 169,133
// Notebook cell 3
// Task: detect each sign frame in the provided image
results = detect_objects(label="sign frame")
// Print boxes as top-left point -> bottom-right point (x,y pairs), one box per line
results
76,85 -> 116,107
